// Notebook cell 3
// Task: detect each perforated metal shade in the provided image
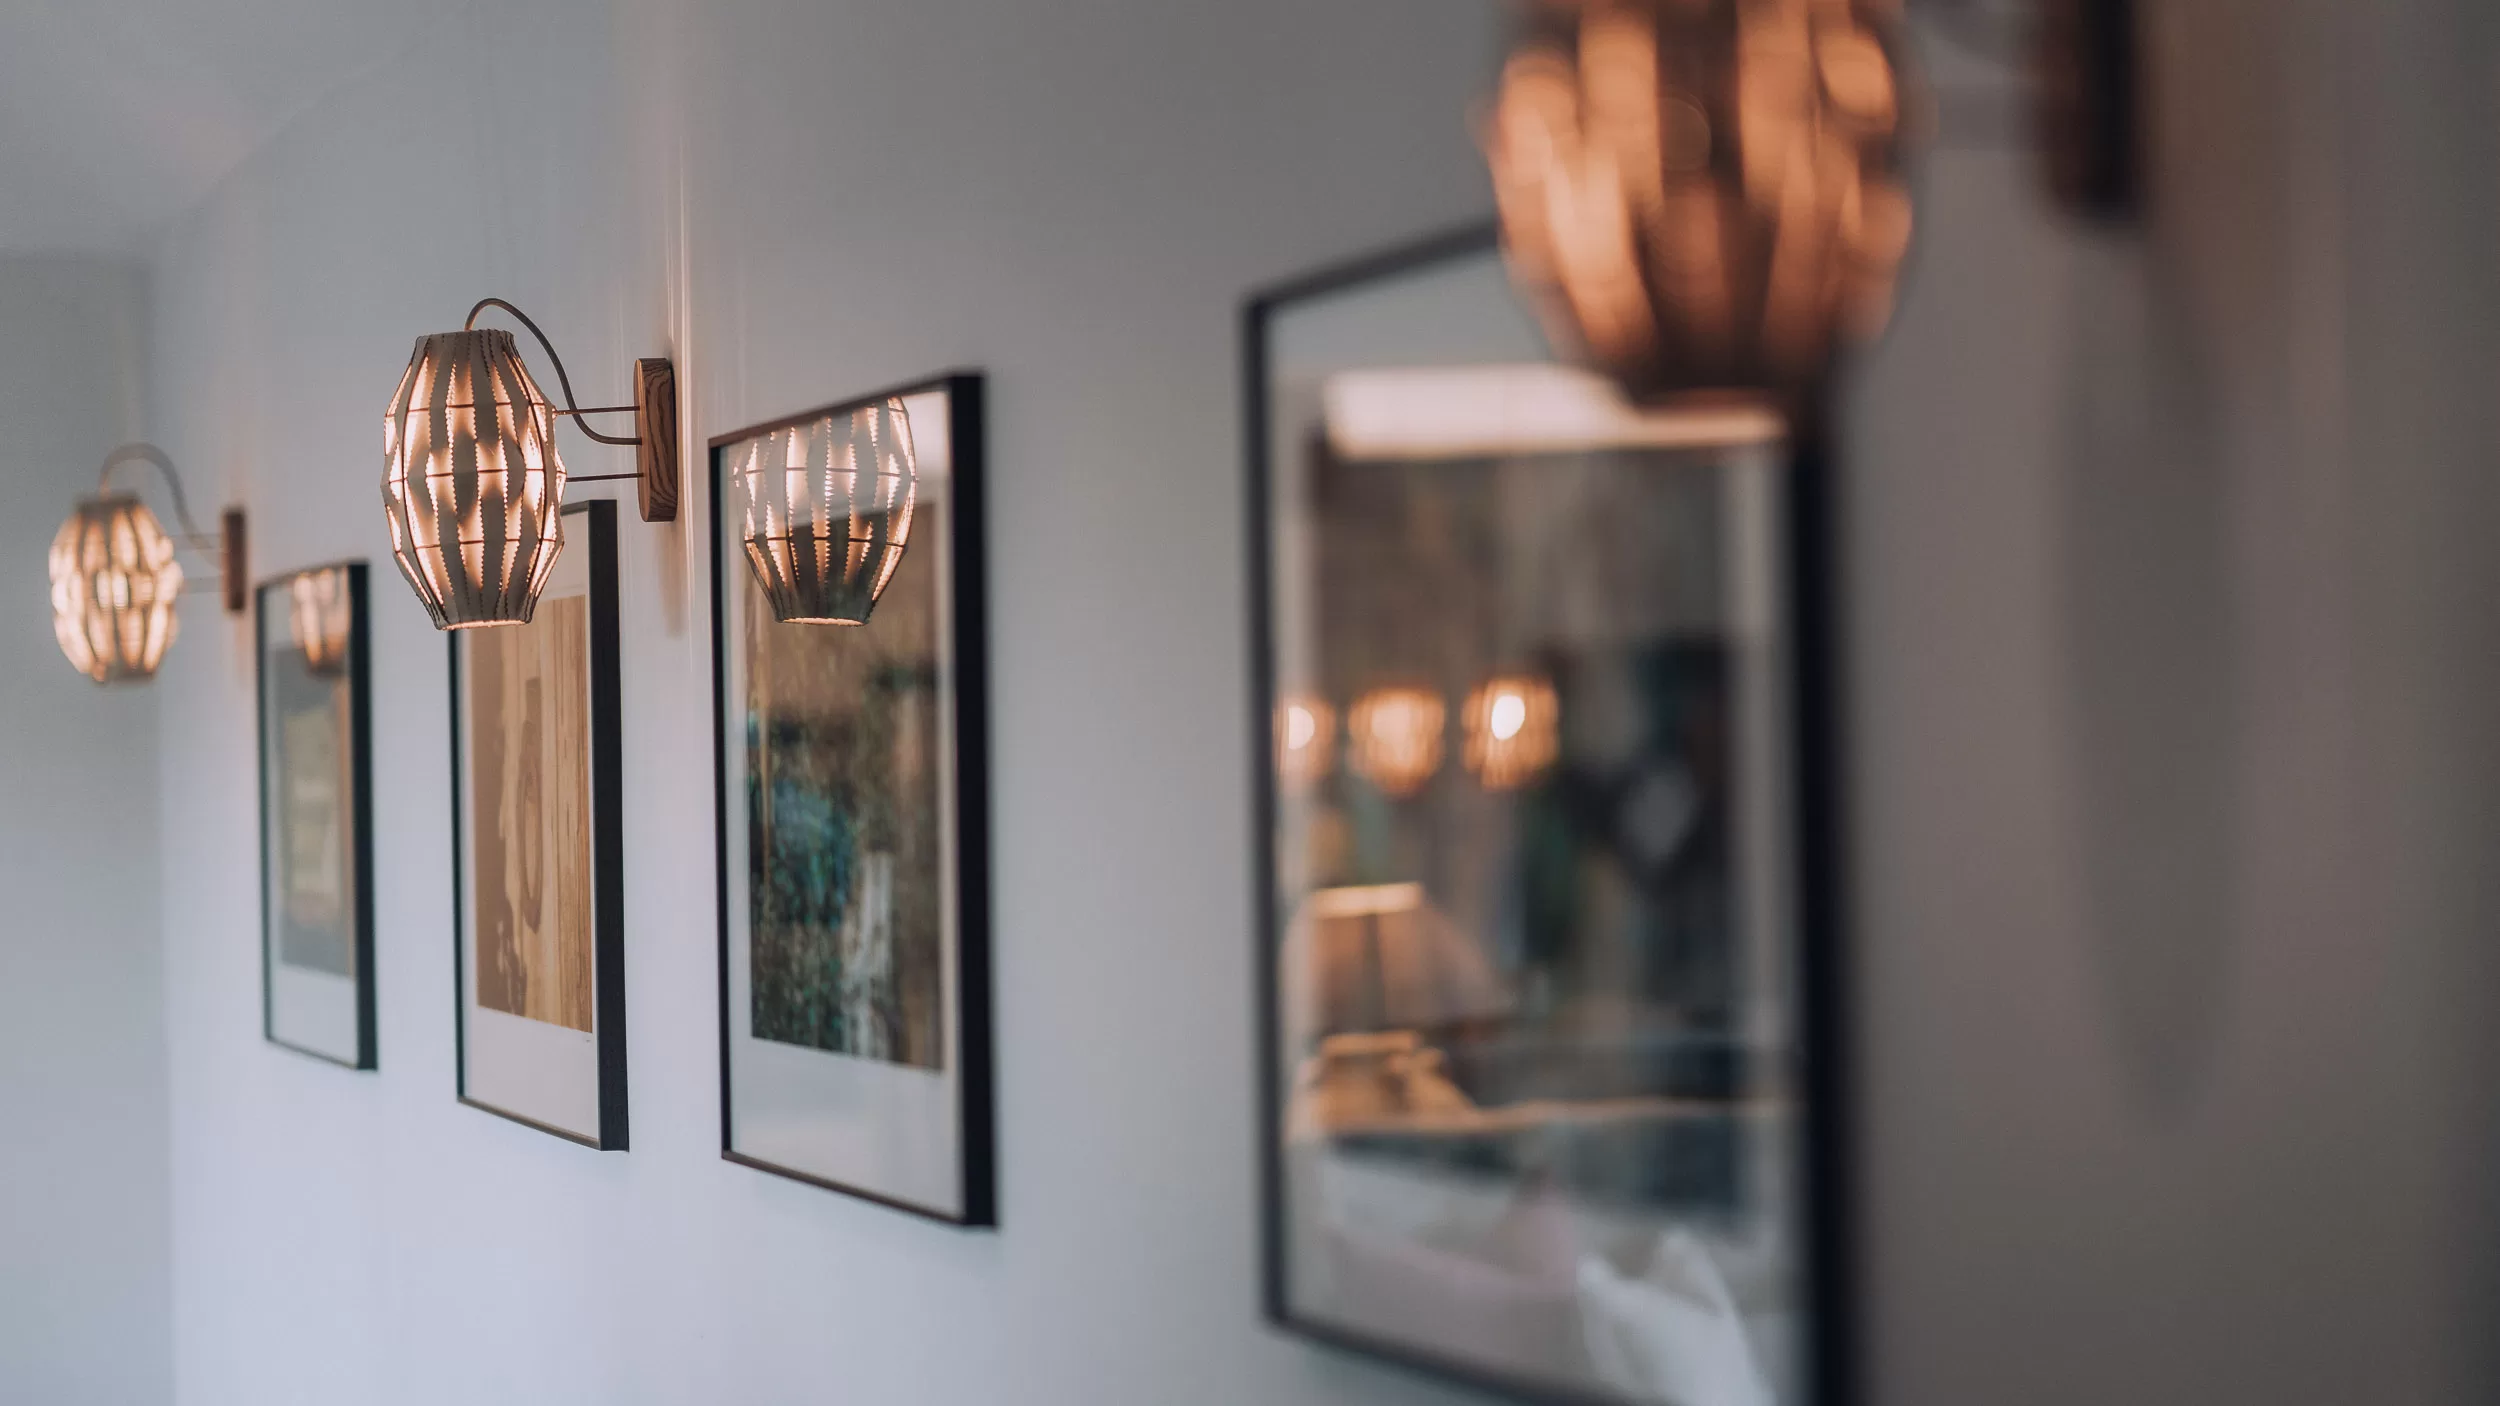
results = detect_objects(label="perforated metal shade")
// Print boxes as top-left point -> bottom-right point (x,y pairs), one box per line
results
1486,0 -> 1914,402
50,493 -> 185,685
733,397 -> 917,626
381,328 -> 567,628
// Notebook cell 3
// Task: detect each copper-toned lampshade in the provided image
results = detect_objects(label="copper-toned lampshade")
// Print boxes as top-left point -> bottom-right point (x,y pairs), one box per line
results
381,328 -> 567,629
1347,686 -> 1446,798
734,397 -> 917,625
1276,693 -> 1337,791
49,493 -> 186,685
1486,0 -> 1914,402
1463,674 -> 1560,791
289,566 -> 355,677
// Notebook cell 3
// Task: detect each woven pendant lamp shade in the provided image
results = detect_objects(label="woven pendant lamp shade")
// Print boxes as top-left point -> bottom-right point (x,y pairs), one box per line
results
49,494 -> 186,685
381,329 -> 567,628
734,397 -> 917,625
289,566 -> 355,676
1486,0 -> 1913,402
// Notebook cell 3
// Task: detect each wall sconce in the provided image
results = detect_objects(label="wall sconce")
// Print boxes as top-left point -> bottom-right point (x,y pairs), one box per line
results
48,443 -> 246,686
1275,693 -> 1337,792
1485,0 -> 1914,405
1462,674 -> 1560,791
731,397 -> 918,625
288,566 -> 355,677
1347,686 -> 1446,798
381,299 -> 676,629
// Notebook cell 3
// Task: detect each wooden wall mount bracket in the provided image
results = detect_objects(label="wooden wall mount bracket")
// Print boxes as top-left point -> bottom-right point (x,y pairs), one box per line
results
222,507 -> 248,614
634,358 -> 679,523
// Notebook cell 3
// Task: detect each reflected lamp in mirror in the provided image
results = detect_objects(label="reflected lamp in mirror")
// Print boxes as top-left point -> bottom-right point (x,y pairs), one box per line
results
1485,0 -> 1914,403
1463,673 -> 1560,791
731,396 -> 918,625
288,566 -> 355,677
381,299 -> 677,629
1347,686 -> 1446,798
1275,694 -> 1337,791
48,443 -> 246,686
1283,882 -> 1512,1044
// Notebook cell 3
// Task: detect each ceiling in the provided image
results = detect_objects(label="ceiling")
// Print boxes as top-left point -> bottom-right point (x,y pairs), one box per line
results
0,0 -> 416,255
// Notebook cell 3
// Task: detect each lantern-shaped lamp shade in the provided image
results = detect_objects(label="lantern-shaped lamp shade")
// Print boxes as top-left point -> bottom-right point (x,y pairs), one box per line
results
381,329 -> 566,629
1276,693 -> 1337,791
1347,686 -> 1446,798
1486,0 -> 1914,402
735,397 -> 917,625
49,494 -> 186,685
1463,674 -> 1560,791
289,567 -> 355,677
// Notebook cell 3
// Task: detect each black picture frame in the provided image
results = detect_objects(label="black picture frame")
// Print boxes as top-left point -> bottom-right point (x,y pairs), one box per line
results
1242,225 -> 1856,1406
448,499 -> 628,1150
256,561 -> 377,1069
708,370 -> 996,1226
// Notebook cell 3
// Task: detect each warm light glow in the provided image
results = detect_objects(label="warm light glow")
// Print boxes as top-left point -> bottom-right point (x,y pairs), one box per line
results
288,567 -> 355,677
734,398 -> 917,625
1463,674 -> 1560,791
1486,0 -> 1913,401
49,494 -> 185,685
1348,686 -> 1446,798
380,329 -> 567,629
1275,694 -> 1337,791
1323,364 -> 1784,462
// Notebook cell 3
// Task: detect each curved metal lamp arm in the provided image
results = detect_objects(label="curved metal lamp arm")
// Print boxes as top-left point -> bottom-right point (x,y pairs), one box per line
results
93,441 -> 248,614
97,442 -> 218,550
464,298 -> 643,446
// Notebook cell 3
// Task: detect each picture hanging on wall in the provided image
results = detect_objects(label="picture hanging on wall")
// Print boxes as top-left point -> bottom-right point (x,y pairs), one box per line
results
258,561 -> 376,1068
710,371 -> 995,1225
1244,226 -> 1853,1405
451,499 -> 628,1149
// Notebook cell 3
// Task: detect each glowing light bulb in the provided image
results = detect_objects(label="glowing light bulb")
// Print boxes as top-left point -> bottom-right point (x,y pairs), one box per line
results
1463,675 -> 1559,791
1489,692 -> 1528,741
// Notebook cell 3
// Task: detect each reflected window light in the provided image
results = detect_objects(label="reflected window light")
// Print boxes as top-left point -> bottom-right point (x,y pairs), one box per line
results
1463,674 -> 1560,791
1323,364 -> 1783,462
1348,687 -> 1446,798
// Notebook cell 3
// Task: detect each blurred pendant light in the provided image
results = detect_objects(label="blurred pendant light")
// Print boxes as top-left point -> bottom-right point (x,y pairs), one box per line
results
732,397 -> 918,625
1462,674 -> 1560,791
1275,693 -> 1338,791
289,566 -> 356,677
48,443 -> 246,686
1348,686 -> 1446,798
382,299 -> 677,629
1485,0 -> 1914,404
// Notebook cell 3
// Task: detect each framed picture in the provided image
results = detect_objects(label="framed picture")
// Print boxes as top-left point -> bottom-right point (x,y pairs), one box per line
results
450,499 -> 627,1149
258,562 -> 376,1068
710,371 -> 995,1225
1245,226 -> 1851,1406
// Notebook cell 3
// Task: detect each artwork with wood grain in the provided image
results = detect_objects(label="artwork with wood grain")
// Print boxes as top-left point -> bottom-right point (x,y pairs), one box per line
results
466,595 -> 595,1033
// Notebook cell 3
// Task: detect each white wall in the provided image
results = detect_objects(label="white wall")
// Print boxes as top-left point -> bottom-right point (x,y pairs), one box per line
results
141,1 -> 2500,1404
0,256 -> 170,1404
149,2 -> 1505,1403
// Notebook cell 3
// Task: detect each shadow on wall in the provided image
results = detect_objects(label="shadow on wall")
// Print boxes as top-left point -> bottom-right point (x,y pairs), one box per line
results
2054,231 -> 2239,1114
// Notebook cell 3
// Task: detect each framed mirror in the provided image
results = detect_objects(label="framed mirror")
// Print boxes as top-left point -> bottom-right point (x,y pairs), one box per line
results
1246,226 -> 1850,1406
